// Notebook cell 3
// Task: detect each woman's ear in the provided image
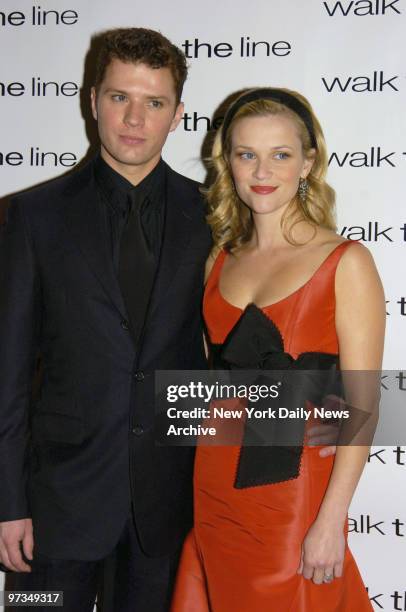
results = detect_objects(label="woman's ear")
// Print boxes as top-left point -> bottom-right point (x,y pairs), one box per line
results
301,148 -> 316,178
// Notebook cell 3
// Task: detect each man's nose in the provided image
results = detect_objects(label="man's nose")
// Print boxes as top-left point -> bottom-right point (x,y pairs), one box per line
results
124,101 -> 145,127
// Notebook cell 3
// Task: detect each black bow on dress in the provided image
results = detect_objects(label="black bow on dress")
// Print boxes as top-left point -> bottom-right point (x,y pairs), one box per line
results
210,304 -> 340,488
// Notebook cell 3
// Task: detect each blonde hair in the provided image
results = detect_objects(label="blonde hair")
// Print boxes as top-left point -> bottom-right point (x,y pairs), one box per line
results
205,89 -> 336,251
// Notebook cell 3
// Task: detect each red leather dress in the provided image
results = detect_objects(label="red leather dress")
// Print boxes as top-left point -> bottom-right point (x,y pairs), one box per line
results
171,242 -> 372,611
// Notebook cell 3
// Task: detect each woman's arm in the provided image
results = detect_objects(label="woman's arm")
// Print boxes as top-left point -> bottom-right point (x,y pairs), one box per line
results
298,242 -> 385,585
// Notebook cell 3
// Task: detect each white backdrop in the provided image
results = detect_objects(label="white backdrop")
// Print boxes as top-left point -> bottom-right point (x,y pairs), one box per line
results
1,1 -> 405,610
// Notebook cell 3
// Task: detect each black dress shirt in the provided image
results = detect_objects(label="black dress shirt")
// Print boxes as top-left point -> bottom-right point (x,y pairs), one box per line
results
94,154 -> 166,273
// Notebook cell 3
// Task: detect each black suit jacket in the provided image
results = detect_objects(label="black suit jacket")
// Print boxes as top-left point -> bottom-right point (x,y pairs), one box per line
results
0,158 -> 211,560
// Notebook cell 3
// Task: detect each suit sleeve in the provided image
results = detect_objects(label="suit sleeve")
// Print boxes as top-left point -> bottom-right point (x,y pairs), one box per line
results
0,199 -> 41,521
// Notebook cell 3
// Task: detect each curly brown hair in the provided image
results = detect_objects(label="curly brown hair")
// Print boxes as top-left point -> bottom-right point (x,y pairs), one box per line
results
94,28 -> 188,104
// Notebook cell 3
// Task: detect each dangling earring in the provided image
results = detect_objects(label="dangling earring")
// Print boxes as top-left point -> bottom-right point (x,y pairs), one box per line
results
298,177 -> 309,203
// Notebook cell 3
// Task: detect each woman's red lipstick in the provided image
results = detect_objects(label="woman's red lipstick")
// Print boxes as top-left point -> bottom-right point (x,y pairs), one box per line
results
250,186 -> 278,194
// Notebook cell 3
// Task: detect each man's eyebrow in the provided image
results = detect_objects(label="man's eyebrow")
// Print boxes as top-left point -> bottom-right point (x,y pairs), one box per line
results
101,90 -> 171,102
103,88 -> 128,94
145,95 -> 171,101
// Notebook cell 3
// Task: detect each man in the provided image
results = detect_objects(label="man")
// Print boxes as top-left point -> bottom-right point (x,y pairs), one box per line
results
0,28 -> 211,611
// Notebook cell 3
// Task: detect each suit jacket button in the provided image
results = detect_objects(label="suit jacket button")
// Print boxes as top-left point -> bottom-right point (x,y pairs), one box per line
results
134,370 -> 145,381
121,319 -> 129,331
132,425 -> 144,436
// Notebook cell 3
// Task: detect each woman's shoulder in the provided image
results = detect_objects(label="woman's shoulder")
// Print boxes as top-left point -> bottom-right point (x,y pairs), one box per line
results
304,230 -> 379,286
313,228 -> 346,250
332,236 -> 382,299
314,229 -> 370,262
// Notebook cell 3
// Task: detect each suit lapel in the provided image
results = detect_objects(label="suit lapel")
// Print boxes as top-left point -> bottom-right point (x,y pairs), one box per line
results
62,160 -> 128,320
146,165 -> 195,323
62,160 -> 203,342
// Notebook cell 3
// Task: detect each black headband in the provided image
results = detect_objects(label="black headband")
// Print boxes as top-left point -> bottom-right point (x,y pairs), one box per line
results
221,88 -> 317,149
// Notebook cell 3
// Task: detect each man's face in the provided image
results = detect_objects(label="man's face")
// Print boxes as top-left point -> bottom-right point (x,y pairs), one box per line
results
91,59 -> 183,184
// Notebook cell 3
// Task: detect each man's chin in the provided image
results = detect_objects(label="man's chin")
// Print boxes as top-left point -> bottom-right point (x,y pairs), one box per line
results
103,149 -> 157,170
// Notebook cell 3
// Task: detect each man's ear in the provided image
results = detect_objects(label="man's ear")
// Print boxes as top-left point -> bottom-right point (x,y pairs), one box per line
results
169,101 -> 184,132
90,87 -> 98,121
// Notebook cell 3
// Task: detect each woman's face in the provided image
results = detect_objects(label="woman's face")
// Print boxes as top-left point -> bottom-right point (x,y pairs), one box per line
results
229,113 -> 314,217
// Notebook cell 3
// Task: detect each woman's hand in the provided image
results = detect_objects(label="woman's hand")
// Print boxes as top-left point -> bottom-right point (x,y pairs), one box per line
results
297,520 -> 345,585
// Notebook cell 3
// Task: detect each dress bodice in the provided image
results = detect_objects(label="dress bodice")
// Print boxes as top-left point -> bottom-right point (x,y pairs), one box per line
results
203,241 -> 354,358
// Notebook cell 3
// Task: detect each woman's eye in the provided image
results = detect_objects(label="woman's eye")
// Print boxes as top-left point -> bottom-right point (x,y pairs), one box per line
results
239,152 -> 255,160
274,152 -> 289,160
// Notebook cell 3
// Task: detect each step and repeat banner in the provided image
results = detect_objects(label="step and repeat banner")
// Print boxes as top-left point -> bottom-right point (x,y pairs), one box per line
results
1,1 -> 405,610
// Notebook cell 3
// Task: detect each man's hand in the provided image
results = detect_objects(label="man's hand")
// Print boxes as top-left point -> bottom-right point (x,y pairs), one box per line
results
307,424 -> 337,458
0,519 -> 33,572
307,394 -> 345,458
318,444 -> 337,458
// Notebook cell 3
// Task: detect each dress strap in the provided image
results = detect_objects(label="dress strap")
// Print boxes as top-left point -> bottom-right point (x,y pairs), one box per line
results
314,240 -> 357,282
205,249 -> 227,291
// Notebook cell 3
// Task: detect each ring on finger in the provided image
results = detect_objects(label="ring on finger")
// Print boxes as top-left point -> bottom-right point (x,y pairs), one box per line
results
323,573 -> 334,583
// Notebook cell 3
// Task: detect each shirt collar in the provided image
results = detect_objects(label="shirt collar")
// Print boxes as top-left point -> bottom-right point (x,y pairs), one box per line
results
94,154 -> 166,215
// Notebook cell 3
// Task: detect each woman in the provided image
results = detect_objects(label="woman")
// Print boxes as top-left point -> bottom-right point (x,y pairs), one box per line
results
171,88 -> 384,611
